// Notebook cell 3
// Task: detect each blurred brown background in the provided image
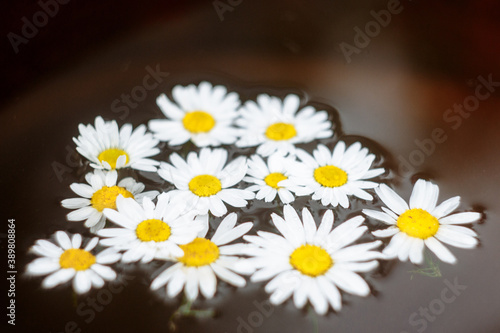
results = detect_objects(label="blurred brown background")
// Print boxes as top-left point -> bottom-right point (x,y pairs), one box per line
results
1,1 -> 500,333
2,0 -> 499,106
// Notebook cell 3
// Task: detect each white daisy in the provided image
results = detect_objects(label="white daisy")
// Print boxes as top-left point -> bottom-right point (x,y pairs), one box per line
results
285,142 -> 385,208
148,81 -> 241,147
244,154 -> 305,204
158,148 -> 255,217
98,193 -> 204,263
26,231 -> 121,294
235,94 -> 333,156
61,169 -> 159,233
74,116 -> 160,171
150,213 -> 253,301
363,179 -> 482,265
240,205 -> 382,315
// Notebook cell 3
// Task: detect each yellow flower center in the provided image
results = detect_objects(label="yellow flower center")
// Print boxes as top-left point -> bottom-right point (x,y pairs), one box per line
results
91,186 -> 134,212
178,238 -> 220,267
397,208 -> 440,239
290,244 -> 333,277
136,219 -> 171,242
314,165 -> 348,188
188,175 -> 222,197
264,172 -> 287,189
265,122 -> 297,141
59,249 -> 96,271
183,111 -> 216,133
98,148 -> 130,169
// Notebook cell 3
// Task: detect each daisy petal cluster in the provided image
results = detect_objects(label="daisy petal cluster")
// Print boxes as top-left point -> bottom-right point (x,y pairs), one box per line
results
236,94 -> 333,156
158,148 -> 255,216
241,205 -> 382,315
61,169 -> 159,233
287,142 -> 385,208
26,231 -> 121,294
149,81 -> 241,147
363,179 -> 481,264
151,213 -> 253,301
74,116 -> 160,171
32,81 -> 484,319
98,194 -> 204,263
244,154 -> 305,204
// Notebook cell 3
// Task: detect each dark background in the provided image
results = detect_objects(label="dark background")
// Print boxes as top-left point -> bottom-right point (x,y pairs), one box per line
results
1,1 -> 500,332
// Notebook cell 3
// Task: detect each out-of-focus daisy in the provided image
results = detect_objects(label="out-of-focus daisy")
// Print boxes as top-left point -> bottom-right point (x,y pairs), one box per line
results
148,82 -> 241,147
235,94 -> 333,156
26,231 -> 121,294
98,194 -> 204,263
286,142 -> 384,208
61,170 -> 159,233
151,213 -> 253,301
240,205 -> 382,315
244,154 -> 305,204
158,148 -> 255,217
363,179 -> 482,264
74,116 -> 160,171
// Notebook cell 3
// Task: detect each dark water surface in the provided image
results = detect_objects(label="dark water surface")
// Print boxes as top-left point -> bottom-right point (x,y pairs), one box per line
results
2,1 -> 500,333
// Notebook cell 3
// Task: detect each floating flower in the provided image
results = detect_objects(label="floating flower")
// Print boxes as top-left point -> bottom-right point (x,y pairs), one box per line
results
363,179 -> 482,264
61,170 -> 159,233
158,148 -> 255,216
26,231 -> 121,294
148,81 -> 241,147
151,213 -> 253,301
244,154 -> 305,204
235,94 -> 333,156
74,116 -> 160,171
240,205 -> 382,315
286,142 -> 384,208
98,194 -> 204,263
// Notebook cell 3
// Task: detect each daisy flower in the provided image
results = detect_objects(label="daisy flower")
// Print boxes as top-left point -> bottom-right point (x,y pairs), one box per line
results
235,94 -> 333,156
244,154 -> 305,204
158,148 -> 255,217
74,116 -> 160,171
286,142 -> 384,208
26,231 -> 121,294
61,169 -> 159,233
98,193 -> 204,263
363,179 -> 482,265
148,81 -> 241,147
150,213 -> 253,301
240,205 -> 382,315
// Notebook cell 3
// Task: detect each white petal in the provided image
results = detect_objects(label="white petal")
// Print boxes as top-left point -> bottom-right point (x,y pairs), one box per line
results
74,271 -> 92,294
55,231 -> 73,250
43,269 -> 75,288
376,184 -> 409,215
440,212 -> 481,225
424,237 -> 457,264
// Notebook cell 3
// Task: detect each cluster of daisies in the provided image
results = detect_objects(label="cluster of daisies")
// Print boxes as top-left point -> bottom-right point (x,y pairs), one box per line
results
26,82 -> 482,315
